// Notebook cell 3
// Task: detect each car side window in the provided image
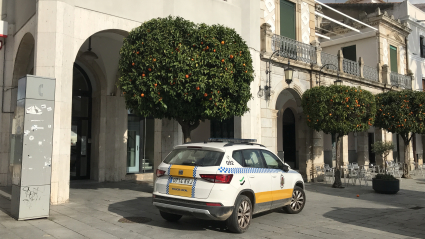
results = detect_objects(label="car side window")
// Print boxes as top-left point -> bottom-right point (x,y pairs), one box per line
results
262,150 -> 284,169
232,150 -> 244,166
241,149 -> 265,168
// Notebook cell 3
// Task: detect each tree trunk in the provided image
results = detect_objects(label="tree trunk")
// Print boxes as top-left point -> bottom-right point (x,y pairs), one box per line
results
332,134 -> 344,188
177,119 -> 200,143
402,136 -> 412,179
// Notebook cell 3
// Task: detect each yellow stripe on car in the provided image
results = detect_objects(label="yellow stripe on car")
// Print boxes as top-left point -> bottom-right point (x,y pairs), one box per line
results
168,183 -> 192,197
256,189 -> 293,203
169,165 -> 195,177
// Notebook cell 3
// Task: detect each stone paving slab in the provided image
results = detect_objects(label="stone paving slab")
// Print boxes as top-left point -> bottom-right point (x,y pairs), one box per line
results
0,177 -> 424,238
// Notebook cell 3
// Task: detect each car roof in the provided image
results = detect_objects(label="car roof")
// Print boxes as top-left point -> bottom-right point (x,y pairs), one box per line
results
174,142 -> 269,152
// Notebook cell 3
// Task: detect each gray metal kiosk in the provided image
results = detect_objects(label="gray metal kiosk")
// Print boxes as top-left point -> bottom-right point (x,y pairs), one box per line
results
11,75 -> 55,220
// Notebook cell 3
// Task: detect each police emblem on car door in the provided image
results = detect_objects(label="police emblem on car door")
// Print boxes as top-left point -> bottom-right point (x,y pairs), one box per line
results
280,174 -> 285,189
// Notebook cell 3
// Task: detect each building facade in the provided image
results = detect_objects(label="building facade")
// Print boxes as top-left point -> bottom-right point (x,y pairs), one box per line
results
0,0 -> 422,205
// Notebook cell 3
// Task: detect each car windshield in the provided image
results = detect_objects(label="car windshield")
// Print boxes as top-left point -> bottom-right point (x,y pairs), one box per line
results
163,148 -> 224,166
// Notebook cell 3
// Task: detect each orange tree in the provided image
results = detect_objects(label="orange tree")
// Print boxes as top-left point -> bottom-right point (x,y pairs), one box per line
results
302,85 -> 376,187
374,90 -> 425,178
118,16 -> 254,142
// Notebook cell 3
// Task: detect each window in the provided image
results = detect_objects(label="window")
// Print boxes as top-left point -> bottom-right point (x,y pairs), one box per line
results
240,149 -> 265,168
210,118 -> 234,138
232,151 -> 245,166
342,45 -> 357,62
390,45 -> 398,73
280,0 -> 296,40
420,37 -> 425,58
261,150 -> 284,169
163,149 -> 224,166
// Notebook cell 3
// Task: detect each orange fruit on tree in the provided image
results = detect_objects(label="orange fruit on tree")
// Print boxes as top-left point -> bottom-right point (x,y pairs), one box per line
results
136,51 -> 139,54
221,59 -> 225,63
230,55 -> 234,59
123,92 -> 126,94
243,63 -> 246,66
142,74 -> 145,77
185,75 -> 189,78
141,93 -> 144,97
132,63 -> 135,66
209,98 -> 212,101
221,41 -> 225,45
201,42 -> 203,45
204,93 -> 208,97
196,86 -> 200,90
154,83 -> 157,87
148,68 -> 152,71
218,91 -> 220,93
158,92 -> 160,95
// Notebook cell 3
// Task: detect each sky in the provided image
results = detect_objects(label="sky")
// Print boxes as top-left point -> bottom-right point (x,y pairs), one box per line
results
319,0 -> 424,3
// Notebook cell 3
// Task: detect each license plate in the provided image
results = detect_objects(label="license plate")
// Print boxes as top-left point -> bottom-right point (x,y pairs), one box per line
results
172,177 -> 194,185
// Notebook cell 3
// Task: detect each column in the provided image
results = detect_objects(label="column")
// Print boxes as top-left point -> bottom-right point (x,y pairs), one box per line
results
340,135 -> 349,167
297,115 -> 310,181
382,64 -> 391,85
357,132 -> 369,167
358,57 -> 364,78
34,1 -> 75,204
312,130 -> 324,182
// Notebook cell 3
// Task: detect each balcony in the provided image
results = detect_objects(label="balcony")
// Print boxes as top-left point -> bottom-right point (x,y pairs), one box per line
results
390,72 -> 412,89
260,23 -> 412,89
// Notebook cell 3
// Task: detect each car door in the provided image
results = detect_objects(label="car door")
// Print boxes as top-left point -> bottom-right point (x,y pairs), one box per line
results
261,150 -> 293,209
240,149 -> 272,213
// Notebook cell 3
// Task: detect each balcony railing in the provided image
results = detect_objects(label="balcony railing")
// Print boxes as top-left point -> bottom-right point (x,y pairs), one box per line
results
390,72 -> 412,89
271,34 -> 317,65
321,52 -> 338,70
363,65 -> 379,82
342,58 -> 360,77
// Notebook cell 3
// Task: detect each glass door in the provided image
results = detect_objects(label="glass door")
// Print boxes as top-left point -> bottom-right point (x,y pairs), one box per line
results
127,115 -> 140,173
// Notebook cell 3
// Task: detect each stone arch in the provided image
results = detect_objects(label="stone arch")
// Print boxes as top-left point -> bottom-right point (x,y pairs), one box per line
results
12,32 -> 35,86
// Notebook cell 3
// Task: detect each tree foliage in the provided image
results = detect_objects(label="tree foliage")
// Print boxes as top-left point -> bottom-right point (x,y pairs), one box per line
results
302,85 -> 376,136
374,90 -> 425,177
371,141 -> 394,175
374,90 -> 425,137
117,16 -> 254,141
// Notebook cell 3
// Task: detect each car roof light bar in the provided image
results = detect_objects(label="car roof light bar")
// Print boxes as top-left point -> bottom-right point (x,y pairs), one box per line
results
208,138 -> 257,143
315,0 -> 378,32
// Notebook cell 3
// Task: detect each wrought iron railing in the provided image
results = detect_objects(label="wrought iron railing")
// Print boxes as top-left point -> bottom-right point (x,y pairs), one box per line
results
363,65 -> 379,82
342,58 -> 359,77
271,34 -> 317,64
320,52 -> 338,70
390,72 -> 412,89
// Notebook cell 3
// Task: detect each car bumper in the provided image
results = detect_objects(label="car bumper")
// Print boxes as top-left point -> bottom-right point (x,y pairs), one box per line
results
152,195 -> 234,221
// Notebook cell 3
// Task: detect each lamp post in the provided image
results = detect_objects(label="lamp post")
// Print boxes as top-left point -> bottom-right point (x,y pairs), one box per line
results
317,63 -> 341,86
258,50 -> 294,98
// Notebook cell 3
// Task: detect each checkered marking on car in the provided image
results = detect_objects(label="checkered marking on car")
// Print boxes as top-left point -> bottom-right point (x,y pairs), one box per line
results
165,176 -> 173,194
218,167 -> 284,174
191,179 -> 197,198
167,164 -> 172,175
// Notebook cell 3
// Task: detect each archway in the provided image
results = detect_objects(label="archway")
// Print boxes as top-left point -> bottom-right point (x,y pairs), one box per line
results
282,108 -> 297,169
71,63 -> 92,180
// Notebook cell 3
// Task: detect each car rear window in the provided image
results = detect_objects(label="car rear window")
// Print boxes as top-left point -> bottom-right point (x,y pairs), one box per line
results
163,148 -> 224,166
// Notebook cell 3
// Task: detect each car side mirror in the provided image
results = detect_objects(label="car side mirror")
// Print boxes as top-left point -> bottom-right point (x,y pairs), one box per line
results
282,164 -> 289,172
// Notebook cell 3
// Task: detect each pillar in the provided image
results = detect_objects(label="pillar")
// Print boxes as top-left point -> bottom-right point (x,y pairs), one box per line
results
382,64 -> 391,85
260,23 -> 273,53
34,1 -> 75,204
357,132 -> 369,167
337,50 -> 343,72
297,115 -> 310,181
358,57 -> 364,78
311,130 -> 324,181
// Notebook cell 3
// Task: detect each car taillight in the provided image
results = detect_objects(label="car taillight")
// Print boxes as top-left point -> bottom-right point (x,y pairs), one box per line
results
156,169 -> 165,177
200,174 -> 233,184
206,203 -> 222,206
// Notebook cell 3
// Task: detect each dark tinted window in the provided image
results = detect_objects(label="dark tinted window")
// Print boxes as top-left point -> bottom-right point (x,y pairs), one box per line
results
163,149 -> 224,166
232,150 -> 244,166
241,149 -> 265,168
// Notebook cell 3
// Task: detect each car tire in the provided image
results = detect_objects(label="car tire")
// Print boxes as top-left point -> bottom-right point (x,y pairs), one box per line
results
226,195 -> 252,233
159,211 -> 182,222
283,186 -> 306,214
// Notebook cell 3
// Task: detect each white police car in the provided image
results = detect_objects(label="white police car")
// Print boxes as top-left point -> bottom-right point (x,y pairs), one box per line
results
153,139 -> 305,233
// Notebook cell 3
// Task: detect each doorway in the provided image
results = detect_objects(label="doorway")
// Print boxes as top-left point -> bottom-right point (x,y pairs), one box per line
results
71,64 -> 92,180
282,108 -> 296,169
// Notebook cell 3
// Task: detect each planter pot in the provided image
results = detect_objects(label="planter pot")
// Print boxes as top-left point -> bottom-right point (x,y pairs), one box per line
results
372,178 -> 400,194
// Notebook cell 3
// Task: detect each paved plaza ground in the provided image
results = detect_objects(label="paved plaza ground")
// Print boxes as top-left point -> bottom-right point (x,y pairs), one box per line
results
0,175 -> 424,239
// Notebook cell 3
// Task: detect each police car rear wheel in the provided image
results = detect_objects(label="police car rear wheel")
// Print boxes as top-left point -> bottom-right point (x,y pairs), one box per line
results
283,186 -> 305,214
226,195 -> 252,233
159,211 -> 183,222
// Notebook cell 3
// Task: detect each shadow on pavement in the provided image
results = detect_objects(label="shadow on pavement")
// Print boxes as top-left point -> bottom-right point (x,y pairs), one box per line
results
322,207 -> 425,237
107,197 -> 231,233
70,180 -> 154,194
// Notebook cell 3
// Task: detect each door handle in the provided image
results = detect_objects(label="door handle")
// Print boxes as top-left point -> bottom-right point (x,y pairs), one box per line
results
249,175 -> 255,178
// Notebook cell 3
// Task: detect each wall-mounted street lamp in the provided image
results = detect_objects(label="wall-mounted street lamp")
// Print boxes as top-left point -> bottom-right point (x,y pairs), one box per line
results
258,50 -> 294,98
317,63 -> 341,86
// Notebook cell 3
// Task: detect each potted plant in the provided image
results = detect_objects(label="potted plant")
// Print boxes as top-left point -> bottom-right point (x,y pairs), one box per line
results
371,141 -> 399,194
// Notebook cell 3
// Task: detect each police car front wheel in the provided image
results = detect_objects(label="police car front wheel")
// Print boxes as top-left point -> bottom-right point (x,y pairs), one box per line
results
283,186 -> 305,214
160,211 -> 183,222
